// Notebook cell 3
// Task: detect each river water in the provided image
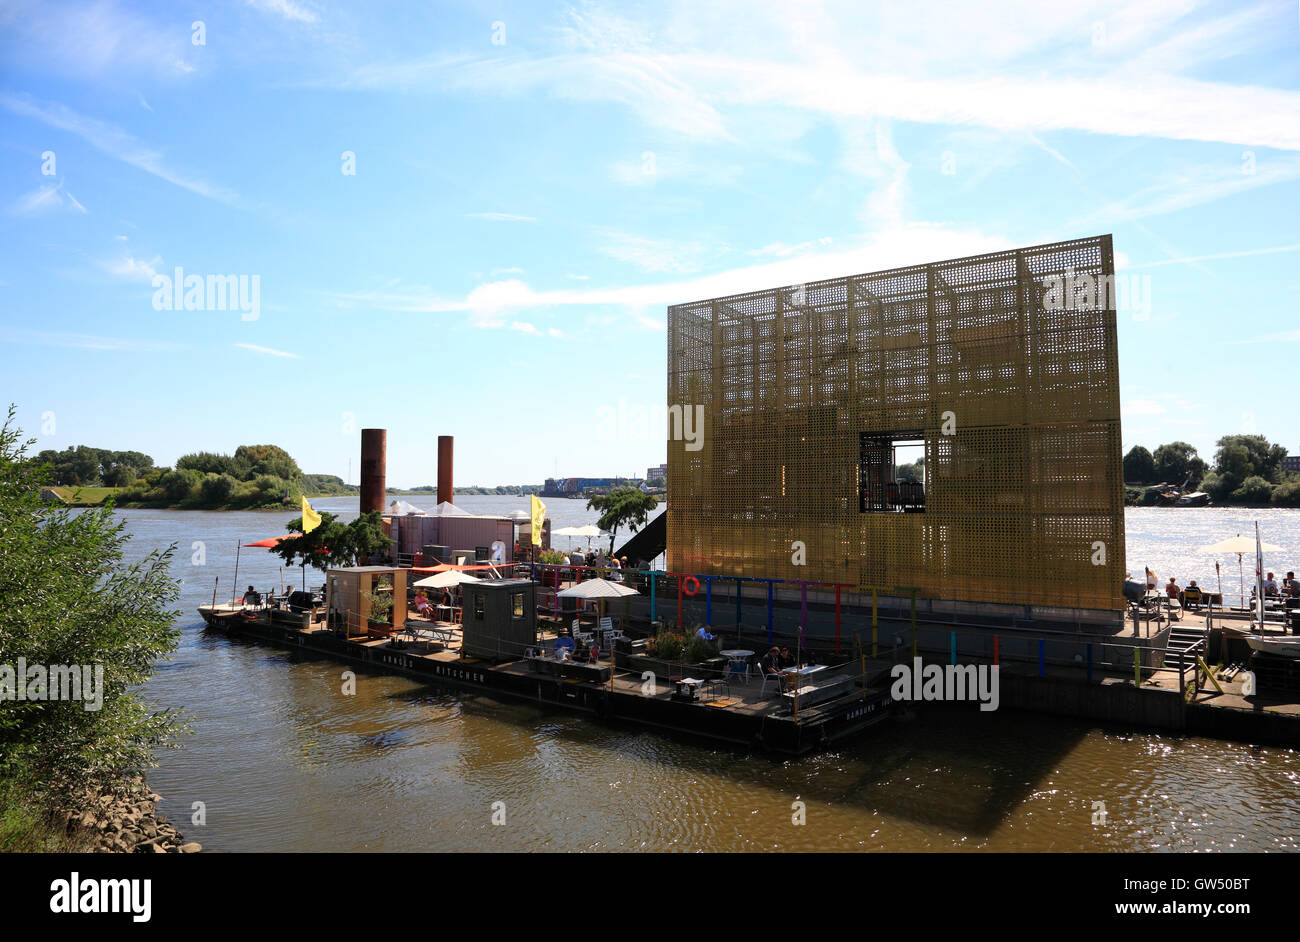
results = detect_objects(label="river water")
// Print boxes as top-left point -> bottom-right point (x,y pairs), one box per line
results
117,499 -> 1298,852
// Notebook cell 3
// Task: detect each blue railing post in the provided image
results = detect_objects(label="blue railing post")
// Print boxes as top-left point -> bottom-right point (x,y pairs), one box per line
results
705,576 -> 713,627
1037,639 -> 1045,677
950,631 -> 956,665
649,570 -> 659,621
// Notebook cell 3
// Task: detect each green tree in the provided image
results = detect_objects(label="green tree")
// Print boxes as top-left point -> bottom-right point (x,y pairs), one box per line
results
0,406 -> 183,798
587,487 -> 660,554
234,445 -> 302,482
272,510 -> 392,573
1213,434 -> 1287,489
1123,445 -> 1155,484
1152,441 -> 1205,487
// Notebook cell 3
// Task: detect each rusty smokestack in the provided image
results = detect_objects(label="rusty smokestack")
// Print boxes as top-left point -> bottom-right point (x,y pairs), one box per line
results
437,435 -> 453,505
360,428 -> 387,515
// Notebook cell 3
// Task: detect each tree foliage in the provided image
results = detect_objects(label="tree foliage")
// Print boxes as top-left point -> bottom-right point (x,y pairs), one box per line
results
272,510 -> 392,573
0,406 -> 183,798
586,487 -> 660,554
1122,445 -> 1155,484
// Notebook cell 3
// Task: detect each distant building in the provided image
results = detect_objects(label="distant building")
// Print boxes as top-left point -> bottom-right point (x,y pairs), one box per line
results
542,476 -> 631,497
1284,455 -> 1300,473
647,464 -> 668,482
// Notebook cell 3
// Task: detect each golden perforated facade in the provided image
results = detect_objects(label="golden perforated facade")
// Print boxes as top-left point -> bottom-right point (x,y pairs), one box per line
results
666,235 -> 1126,612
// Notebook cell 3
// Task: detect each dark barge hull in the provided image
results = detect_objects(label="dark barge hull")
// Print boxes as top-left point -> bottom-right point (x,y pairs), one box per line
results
199,609 -> 891,756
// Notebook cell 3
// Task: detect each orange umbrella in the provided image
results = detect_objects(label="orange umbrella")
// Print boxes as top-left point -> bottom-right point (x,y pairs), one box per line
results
243,535 -> 293,548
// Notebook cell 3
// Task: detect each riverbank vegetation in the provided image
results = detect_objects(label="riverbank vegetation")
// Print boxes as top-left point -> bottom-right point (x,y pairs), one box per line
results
1,407 -> 184,850
32,443 -> 360,509
1123,435 -> 1299,506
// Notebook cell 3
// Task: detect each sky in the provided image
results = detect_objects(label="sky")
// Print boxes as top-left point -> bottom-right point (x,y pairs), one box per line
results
1,0 -> 1298,487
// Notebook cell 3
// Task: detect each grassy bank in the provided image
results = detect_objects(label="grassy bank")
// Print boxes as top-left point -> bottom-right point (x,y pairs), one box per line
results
0,773 -> 93,853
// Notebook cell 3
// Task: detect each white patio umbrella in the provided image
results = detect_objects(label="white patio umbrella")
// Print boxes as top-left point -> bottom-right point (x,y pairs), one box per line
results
413,571 -> 482,589
553,524 -> 607,549
1198,533 -> 1285,609
555,578 -> 639,600
556,577 -> 639,633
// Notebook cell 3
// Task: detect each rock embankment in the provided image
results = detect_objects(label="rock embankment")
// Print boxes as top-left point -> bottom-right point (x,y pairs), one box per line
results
61,780 -> 201,854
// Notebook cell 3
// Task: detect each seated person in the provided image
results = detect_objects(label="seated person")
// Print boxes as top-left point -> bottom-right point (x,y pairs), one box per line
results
241,585 -> 260,606
1264,572 -> 1279,596
695,625 -> 715,642
759,646 -> 782,676
553,634 -> 576,659
1165,577 -> 1181,600
1284,572 -> 1298,597
414,589 -> 432,618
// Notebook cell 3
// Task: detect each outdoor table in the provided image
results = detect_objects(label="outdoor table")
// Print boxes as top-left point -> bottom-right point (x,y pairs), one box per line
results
675,678 -> 704,701
720,649 -> 754,682
780,664 -> 826,691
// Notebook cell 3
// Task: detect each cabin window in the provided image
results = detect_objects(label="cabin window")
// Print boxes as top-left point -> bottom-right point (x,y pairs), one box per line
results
511,593 -> 525,618
474,595 -> 485,621
860,431 -> 926,512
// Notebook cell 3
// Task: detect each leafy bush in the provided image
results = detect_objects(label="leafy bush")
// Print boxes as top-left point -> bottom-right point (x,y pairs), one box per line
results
684,632 -> 720,664
537,548 -> 567,565
160,468 -> 201,502
0,406 -> 183,799
199,472 -> 237,505
1231,475 -> 1273,505
646,631 -> 685,661
1271,481 -> 1300,507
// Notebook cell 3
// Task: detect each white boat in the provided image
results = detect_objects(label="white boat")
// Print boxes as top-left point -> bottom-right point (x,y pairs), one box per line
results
1245,635 -> 1300,658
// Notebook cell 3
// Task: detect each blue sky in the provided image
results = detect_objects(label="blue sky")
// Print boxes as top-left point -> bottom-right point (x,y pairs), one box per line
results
2,0 -> 1298,487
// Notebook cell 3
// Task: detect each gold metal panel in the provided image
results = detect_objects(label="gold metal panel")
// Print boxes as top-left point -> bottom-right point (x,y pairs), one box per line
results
666,235 -> 1125,611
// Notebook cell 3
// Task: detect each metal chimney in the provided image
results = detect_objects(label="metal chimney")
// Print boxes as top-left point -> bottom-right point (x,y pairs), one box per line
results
437,435 -> 454,505
360,428 -> 387,514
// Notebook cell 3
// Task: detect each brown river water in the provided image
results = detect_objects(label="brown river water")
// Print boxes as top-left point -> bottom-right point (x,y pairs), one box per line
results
116,499 -> 1298,852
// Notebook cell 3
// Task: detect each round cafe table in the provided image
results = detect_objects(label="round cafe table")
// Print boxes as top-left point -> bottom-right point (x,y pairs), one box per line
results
719,649 -> 754,659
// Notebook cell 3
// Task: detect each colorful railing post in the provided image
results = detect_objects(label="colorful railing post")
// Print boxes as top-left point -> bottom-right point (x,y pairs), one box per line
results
871,589 -> 878,657
834,586 -> 841,654
735,578 -> 742,635
766,580 -> 774,646
1037,639 -> 1045,677
649,570 -> 658,621
705,576 -> 713,627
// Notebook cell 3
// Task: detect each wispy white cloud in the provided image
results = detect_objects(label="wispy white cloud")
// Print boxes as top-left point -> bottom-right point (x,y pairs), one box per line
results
1124,243 -> 1300,270
465,212 -> 537,222
1,95 -> 242,205
1070,158 -> 1300,228
11,182 -> 87,215
0,0 -> 197,78
246,0 -> 319,24
1232,329 -> 1300,345
333,2 -> 1300,151
599,231 -> 724,274
0,327 -> 184,353
101,252 -> 161,282
748,237 -> 833,258
235,342 -> 302,358
327,223 -> 1009,327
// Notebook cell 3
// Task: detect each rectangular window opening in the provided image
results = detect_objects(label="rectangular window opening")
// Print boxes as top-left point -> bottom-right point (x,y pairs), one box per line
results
860,431 -> 926,513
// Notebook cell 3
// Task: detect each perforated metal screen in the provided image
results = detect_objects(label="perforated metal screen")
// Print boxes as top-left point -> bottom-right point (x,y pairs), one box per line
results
666,235 -> 1125,612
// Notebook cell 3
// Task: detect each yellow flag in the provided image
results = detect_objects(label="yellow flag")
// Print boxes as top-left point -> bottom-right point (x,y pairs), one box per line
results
530,495 -> 546,547
301,496 -> 322,534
